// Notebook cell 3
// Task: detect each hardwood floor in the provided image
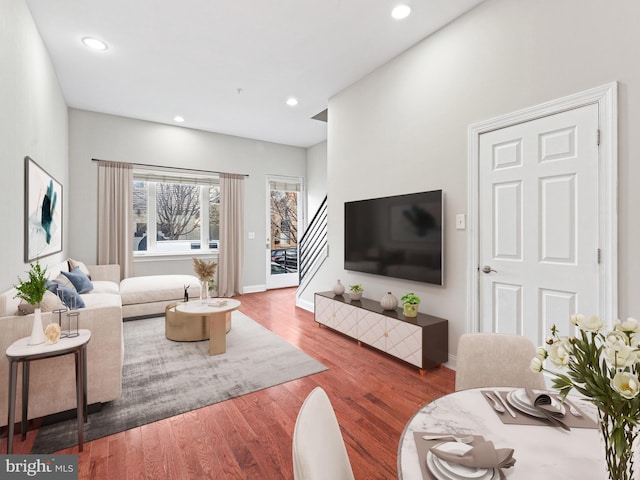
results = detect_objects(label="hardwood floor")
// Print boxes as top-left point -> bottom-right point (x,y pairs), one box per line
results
1,288 -> 455,479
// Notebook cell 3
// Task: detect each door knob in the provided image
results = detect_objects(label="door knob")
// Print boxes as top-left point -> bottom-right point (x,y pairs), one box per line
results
482,265 -> 497,274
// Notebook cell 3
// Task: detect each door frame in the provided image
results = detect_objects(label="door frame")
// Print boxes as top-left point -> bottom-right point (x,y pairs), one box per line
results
467,82 -> 618,333
265,174 -> 305,289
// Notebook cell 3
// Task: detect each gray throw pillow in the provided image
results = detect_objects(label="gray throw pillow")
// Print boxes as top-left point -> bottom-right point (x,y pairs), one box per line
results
46,283 -> 86,309
67,258 -> 91,279
61,266 -> 94,294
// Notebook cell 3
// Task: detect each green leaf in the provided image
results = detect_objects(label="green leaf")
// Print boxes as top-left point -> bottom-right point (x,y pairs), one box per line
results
13,261 -> 48,307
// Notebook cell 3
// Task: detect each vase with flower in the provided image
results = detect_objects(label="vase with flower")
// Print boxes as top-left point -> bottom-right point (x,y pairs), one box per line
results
14,261 -> 48,345
192,258 -> 218,303
531,314 -> 640,480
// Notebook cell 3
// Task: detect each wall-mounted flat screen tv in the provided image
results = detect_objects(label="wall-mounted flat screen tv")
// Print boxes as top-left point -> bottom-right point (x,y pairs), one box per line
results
344,190 -> 443,285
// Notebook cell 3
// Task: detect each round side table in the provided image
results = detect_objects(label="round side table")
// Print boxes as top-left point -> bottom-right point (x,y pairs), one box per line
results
5,329 -> 91,453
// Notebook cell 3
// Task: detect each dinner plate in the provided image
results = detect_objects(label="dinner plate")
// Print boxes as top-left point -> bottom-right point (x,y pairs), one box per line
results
426,452 -> 499,480
507,389 -> 565,418
426,451 -> 456,480
425,442 -> 494,480
506,390 -> 542,417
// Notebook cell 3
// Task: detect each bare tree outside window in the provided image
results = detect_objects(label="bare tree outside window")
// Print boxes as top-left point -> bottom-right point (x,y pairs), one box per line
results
133,178 -> 219,253
209,186 -> 220,241
270,190 -> 298,249
268,179 -> 302,278
156,183 -> 200,240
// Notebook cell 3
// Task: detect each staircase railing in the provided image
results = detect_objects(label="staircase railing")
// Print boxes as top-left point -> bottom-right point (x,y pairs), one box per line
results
298,196 -> 328,284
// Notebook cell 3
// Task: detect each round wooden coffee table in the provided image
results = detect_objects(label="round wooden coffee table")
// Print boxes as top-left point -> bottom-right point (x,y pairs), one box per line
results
165,299 -> 241,355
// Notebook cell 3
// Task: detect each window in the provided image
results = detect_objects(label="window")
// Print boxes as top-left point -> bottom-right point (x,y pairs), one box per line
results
133,170 -> 220,255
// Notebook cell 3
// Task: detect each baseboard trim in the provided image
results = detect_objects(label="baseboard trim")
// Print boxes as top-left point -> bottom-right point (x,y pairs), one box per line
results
242,284 -> 266,294
296,297 -> 314,312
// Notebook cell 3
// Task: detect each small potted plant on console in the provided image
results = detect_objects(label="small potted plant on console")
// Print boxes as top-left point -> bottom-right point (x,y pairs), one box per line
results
348,284 -> 364,301
401,292 -> 420,317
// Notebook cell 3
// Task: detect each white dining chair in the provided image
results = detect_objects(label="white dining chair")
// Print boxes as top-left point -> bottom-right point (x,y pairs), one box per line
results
455,333 -> 546,391
292,387 -> 355,480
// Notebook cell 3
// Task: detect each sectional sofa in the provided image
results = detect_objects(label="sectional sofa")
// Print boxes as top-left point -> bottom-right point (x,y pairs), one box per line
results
0,259 -> 200,428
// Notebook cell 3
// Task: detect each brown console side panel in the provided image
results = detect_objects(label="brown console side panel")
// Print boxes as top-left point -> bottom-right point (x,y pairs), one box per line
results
422,321 -> 448,368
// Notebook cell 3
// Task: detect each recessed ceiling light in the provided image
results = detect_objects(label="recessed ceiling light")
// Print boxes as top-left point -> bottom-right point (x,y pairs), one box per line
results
286,97 -> 298,107
82,37 -> 108,51
391,4 -> 411,20
173,116 -> 185,123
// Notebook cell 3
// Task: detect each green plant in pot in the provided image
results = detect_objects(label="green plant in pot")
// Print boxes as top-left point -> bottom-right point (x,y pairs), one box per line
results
14,261 -> 48,345
349,284 -> 364,301
401,292 -> 420,318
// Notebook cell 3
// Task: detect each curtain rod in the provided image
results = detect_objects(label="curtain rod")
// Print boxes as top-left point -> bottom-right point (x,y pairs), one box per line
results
91,158 -> 249,177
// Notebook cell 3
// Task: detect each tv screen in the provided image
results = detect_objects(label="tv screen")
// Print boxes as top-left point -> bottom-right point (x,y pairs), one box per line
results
344,190 -> 443,285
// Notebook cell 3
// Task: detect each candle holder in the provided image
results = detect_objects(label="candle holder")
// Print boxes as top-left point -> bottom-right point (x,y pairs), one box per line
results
52,308 -> 69,338
56,287 -> 77,310
66,311 -> 80,338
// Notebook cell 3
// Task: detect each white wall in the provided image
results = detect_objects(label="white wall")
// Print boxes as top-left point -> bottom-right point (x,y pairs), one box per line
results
306,140 -> 327,219
0,0 -> 69,291
68,109 -> 306,290
302,0 -> 640,359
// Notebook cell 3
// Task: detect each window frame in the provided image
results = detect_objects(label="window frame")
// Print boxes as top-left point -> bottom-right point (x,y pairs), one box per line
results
133,170 -> 220,257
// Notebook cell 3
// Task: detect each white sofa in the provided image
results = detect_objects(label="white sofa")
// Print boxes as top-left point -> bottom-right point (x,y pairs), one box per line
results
0,260 -> 201,428
121,274 -> 200,319
0,261 -> 123,428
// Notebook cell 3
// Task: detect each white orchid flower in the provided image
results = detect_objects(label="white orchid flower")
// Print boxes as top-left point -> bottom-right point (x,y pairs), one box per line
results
615,317 -> 640,334
604,343 -> 638,369
548,337 -> 572,367
611,372 -> 640,399
570,314 -> 583,326
605,330 -> 629,348
530,357 -> 543,373
576,314 -> 604,333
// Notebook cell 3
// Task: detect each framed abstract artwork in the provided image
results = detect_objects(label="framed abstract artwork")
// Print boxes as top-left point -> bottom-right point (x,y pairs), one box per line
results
24,156 -> 63,262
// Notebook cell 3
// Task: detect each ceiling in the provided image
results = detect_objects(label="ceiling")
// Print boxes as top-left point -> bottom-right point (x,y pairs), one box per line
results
26,0 -> 485,148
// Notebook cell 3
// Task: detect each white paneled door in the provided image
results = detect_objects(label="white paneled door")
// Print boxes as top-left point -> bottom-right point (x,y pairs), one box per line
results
478,104 -> 600,347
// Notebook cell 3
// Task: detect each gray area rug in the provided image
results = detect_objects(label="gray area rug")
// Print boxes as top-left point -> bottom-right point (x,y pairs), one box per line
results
31,312 -> 327,453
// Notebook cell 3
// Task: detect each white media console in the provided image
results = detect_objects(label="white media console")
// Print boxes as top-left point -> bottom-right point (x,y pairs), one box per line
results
314,291 -> 448,374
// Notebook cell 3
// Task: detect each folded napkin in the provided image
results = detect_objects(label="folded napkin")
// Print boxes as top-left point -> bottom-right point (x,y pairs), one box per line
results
430,440 -> 515,471
524,388 -> 570,431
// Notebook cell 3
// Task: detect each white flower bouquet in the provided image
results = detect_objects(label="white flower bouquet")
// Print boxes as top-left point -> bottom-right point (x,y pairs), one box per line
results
531,314 -> 640,480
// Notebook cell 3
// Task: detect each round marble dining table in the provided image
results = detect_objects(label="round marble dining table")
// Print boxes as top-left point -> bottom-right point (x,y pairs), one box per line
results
397,387 -> 607,479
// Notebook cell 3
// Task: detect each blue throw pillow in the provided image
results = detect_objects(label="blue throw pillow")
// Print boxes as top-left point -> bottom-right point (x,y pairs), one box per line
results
61,266 -> 94,294
46,283 -> 86,309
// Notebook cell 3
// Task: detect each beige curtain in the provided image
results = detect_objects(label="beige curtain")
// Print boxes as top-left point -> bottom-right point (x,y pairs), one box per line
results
97,161 -> 133,279
218,173 -> 244,296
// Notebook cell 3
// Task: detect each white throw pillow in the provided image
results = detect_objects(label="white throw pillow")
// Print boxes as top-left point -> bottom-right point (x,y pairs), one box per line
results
68,258 -> 91,279
17,291 -> 65,315
53,273 -> 75,290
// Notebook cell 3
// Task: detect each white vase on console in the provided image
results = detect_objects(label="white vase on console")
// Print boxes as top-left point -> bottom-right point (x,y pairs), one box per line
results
28,308 -> 46,345
380,292 -> 398,310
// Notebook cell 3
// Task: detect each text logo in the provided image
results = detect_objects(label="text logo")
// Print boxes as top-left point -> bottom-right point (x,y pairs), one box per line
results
0,455 -> 77,480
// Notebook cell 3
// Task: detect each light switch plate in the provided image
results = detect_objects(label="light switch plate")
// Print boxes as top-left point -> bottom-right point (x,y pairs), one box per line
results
456,214 -> 466,230
248,231 -> 255,239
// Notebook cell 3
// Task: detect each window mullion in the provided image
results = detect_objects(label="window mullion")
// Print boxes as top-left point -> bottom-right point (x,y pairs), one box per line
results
148,182 -> 157,251
200,186 -> 208,249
